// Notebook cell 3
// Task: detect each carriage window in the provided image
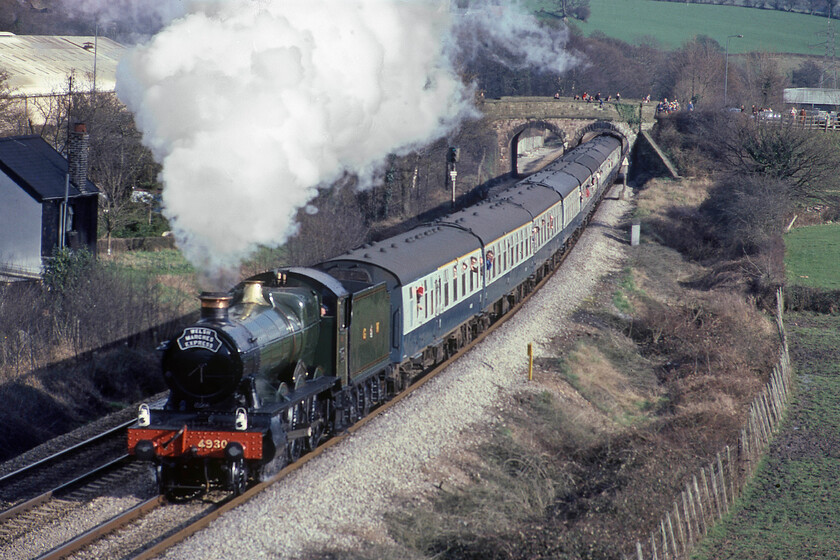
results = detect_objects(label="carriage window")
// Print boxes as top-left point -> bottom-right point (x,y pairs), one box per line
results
453,265 -> 459,301
424,281 -> 429,319
444,280 -> 449,306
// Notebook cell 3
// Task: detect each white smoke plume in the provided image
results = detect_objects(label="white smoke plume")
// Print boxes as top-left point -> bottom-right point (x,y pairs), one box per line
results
116,0 -> 477,277
451,0 -> 576,73
113,0 -> 574,280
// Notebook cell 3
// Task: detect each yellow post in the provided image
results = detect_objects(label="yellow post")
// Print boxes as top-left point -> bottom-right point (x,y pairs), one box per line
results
527,343 -> 533,381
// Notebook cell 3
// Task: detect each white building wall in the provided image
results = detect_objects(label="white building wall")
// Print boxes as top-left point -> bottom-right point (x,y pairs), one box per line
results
0,174 -> 42,275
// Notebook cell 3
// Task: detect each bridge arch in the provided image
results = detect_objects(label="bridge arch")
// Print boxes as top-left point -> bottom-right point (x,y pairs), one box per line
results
507,120 -> 568,177
571,120 -> 633,154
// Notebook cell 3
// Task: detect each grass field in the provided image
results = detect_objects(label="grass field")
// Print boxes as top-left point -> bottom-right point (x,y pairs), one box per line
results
691,312 -> 840,559
104,249 -> 195,276
527,0 -> 831,54
784,224 -> 840,290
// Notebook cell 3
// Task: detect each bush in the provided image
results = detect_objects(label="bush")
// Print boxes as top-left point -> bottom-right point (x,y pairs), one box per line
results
43,246 -> 94,297
784,286 -> 840,314
700,174 -> 793,255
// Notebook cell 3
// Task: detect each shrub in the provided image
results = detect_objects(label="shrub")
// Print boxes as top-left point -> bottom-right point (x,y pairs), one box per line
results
700,174 -> 793,255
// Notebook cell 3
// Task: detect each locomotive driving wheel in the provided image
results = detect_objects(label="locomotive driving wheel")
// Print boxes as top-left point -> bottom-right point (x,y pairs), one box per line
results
228,458 -> 247,496
306,396 -> 327,451
286,402 -> 306,462
361,380 -> 372,417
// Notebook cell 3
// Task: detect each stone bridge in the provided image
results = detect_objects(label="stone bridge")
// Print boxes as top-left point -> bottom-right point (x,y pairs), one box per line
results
478,96 -> 656,177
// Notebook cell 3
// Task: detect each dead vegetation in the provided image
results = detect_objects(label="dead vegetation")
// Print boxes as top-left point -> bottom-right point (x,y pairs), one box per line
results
0,252 -> 193,460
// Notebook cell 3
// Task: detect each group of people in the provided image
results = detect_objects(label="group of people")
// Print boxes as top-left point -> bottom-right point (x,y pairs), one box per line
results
554,91 -> 696,114
561,91 -> 622,107
656,97 -> 690,114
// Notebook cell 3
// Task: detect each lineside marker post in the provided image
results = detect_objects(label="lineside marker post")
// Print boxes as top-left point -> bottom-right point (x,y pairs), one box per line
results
527,343 -> 533,381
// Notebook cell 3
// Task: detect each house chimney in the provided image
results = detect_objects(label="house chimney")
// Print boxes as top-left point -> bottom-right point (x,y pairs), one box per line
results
68,123 -> 90,192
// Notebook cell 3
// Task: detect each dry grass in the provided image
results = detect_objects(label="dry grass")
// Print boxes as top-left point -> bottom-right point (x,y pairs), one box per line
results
0,261 -> 191,460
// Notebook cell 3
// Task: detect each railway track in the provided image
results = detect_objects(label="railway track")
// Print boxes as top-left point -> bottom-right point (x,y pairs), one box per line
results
0,420 -> 135,512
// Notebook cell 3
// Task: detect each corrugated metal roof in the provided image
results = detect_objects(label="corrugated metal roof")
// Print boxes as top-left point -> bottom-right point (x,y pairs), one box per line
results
0,135 -> 98,201
0,33 -> 125,97
784,87 -> 840,106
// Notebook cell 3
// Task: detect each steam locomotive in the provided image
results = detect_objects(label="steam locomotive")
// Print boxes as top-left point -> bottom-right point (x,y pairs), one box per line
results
128,133 -> 627,498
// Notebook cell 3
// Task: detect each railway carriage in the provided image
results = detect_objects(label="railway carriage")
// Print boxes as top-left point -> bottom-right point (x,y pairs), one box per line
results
128,133 -> 626,498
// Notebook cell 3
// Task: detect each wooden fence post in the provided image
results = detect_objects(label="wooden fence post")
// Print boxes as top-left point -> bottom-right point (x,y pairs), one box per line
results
693,475 -> 706,535
701,468 -> 713,521
651,531 -> 659,560
673,501 -> 685,555
717,452 -> 728,513
666,511 -> 678,558
726,445 -> 735,504
683,488 -> 695,544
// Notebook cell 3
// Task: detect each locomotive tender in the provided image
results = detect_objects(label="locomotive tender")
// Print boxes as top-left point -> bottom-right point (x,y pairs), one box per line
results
128,134 -> 626,497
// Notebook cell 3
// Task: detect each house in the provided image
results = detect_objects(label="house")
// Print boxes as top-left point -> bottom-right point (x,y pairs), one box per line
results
0,124 -> 99,278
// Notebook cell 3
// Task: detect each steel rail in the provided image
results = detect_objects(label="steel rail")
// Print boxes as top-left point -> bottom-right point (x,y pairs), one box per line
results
0,420 -> 135,486
34,496 -> 166,560
0,454 -> 131,523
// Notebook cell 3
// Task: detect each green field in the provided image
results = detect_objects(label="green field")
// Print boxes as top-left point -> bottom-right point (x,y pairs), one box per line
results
527,0 -> 831,54
691,312 -> 840,559
784,224 -> 840,290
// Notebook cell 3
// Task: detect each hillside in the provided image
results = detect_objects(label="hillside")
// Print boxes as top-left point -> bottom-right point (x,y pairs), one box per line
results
528,0 -> 833,54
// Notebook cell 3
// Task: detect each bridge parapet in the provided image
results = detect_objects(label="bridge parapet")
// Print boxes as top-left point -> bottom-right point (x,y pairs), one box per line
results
482,96 -> 624,121
480,96 -> 648,176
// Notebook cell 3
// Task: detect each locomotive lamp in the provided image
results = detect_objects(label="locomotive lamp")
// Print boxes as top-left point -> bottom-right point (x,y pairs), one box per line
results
138,403 -> 151,427
235,407 -> 248,430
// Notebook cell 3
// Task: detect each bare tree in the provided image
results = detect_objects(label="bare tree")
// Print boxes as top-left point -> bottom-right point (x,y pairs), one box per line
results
70,88 -> 160,254
661,36 -> 725,105
286,180 -> 368,266
540,0 -> 591,21
741,52 -> 788,109
0,67 -> 29,135
708,115 -> 840,203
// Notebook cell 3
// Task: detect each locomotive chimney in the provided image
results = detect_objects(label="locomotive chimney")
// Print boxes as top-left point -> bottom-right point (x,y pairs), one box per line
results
199,292 -> 232,321
67,123 -> 91,192
241,281 -> 269,306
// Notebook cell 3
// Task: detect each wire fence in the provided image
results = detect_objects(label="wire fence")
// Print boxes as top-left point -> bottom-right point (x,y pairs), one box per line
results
629,288 -> 791,560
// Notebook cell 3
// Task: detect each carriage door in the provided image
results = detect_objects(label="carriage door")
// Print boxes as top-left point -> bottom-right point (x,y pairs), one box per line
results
336,296 -> 349,385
